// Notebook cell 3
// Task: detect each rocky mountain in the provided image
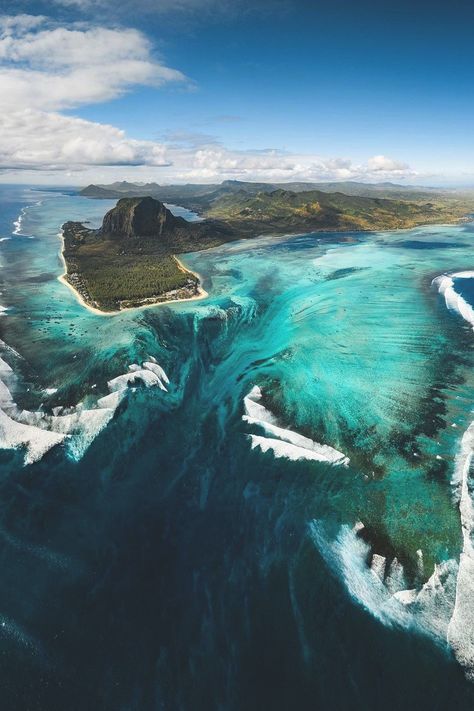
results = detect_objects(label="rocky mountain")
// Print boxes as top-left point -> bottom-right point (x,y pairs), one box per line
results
61,195 -> 238,310
100,197 -> 186,238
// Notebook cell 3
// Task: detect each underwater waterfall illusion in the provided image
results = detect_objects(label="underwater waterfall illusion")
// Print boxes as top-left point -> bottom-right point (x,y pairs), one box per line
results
1,186 -> 474,708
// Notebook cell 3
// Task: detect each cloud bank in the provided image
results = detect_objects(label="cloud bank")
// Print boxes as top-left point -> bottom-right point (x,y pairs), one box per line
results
160,144 -> 416,184
0,13 -> 416,183
0,110 -> 170,169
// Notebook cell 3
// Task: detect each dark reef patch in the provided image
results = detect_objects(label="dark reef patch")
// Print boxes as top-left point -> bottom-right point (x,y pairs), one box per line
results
393,240 -> 465,249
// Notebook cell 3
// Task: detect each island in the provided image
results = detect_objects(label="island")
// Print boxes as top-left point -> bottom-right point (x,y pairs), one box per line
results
63,184 -> 474,313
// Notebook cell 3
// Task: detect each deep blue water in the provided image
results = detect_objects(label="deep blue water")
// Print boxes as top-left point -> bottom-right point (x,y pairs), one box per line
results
453,276 -> 474,307
0,186 -> 474,709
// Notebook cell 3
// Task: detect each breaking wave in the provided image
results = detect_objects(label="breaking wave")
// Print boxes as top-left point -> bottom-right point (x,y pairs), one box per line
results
308,270 -> 474,680
432,271 -> 474,329
433,269 -> 474,676
243,385 -> 349,466
12,201 -> 41,238
309,521 -> 457,647
0,351 -> 169,466
336,271 -> 474,677
447,421 -> 474,680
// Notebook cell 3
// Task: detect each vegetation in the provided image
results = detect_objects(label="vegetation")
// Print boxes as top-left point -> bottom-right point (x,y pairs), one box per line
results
63,223 -> 196,310
204,188 -> 473,232
66,186 -> 474,313
61,199 -> 234,311
80,178 -> 474,213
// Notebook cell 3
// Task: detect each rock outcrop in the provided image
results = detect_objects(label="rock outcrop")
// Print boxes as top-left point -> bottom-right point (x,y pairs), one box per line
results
101,197 -> 186,238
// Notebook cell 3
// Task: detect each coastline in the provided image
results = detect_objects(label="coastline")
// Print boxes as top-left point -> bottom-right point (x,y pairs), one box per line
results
57,228 -> 208,317
57,214 -> 472,317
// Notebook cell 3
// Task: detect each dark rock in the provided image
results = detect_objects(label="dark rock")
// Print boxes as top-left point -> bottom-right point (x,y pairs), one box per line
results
100,196 -> 187,238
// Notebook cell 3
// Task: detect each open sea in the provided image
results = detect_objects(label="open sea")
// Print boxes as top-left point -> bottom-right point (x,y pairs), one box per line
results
1,185 -> 474,709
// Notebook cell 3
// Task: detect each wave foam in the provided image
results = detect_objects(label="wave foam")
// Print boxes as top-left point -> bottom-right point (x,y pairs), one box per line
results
0,408 -> 65,465
308,329 -> 474,671
243,385 -> 349,466
0,355 -> 170,465
309,521 -> 457,645
447,422 -> 474,680
12,207 -> 30,238
310,522 -> 413,629
12,201 -> 42,238
433,271 -> 474,329
433,269 -> 474,678
108,362 -> 169,392
249,434 -> 348,464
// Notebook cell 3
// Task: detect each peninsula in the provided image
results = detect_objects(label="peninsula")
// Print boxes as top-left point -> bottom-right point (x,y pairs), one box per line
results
61,196 -> 233,312
63,184 -> 474,313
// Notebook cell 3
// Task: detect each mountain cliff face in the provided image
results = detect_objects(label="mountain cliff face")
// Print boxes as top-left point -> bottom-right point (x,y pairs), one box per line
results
101,197 -> 186,238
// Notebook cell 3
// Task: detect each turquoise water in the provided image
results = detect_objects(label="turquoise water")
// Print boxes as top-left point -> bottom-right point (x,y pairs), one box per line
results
1,187 -> 474,708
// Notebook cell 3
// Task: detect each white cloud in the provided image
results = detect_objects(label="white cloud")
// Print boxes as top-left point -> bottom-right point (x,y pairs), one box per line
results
0,14 -> 183,171
0,15 -> 186,110
161,143 -> 416,184
0,109 -> 417,178
0,14 -> 46,34
367,155 -> 409,172
0,14 -> 416,182
0,109 -> 170,169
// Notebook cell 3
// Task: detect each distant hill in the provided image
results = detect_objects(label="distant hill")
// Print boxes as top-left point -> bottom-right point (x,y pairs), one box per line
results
80,179 -> 452,209
204,187 -> 473,233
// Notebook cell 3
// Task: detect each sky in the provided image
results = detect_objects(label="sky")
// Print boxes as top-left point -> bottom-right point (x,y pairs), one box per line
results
0,0 -> 473,186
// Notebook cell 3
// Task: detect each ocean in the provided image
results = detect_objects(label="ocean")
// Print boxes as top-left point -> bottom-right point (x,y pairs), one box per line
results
0,185 -> 474,709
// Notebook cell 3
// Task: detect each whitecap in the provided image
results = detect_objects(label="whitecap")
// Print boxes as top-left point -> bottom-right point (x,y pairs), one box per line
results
97,390 -> 126,409
12,207 -> 27,236
433,269 -> 474,677
243,385 -> 278,424
0,352 -> 170,465
447,421 -> 474,680
249,434 -> 348,465
370,553 -> 386,581
432,271 -> 474,329
385,557 -> 408,595
143,361 -> 170,385
309,522 -> 413,630
108,366 -> 167,392
11,203 -> 37,239
243,385 -> 349,466
0,408 -> 65,465
309,521 -> 457,645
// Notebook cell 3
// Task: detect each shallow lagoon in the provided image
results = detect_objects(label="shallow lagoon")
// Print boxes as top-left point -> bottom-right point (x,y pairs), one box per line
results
0,188 -> 474,709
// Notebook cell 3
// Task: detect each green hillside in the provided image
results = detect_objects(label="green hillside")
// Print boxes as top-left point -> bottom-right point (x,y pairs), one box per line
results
204,188 -> 473,232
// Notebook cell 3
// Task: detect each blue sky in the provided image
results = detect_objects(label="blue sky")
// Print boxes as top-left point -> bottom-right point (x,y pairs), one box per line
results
1,0 -> 474,184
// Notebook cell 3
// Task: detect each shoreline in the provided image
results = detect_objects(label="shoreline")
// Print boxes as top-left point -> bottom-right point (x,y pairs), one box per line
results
57,228 -> 208,317
57,214 -> 473,317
